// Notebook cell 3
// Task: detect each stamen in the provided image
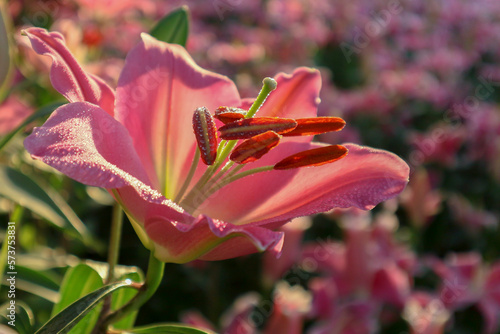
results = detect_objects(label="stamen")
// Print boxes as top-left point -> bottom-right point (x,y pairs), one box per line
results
230,131 -> 281,164
192,107 -> 218,165
219,117 -> 297,140
214,106 -> 247,124
283,117 -> 346,136
179,78 -> 278,214
274,145 -> 348,170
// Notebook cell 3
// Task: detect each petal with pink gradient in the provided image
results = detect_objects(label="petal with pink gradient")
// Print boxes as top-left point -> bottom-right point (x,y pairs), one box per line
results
23,102 -> 190,226
115,33 -> 241,197
258,67 -> 321,119
23,28 -> 115,115
201,143 -> 409,226
144,214 -> 284,262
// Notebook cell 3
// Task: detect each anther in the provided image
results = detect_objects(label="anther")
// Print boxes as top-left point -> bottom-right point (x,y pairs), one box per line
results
283,117 -> 346,136
274,145 -> 348,170
219,117 -> 297,140
230,131 -> 281,164
192,107 -> 218,165
214,106 -> 247,124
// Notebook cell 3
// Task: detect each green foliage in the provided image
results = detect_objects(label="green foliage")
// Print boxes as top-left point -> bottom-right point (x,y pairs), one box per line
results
150,6 -> 189,46
124,324 -> 215,334
0,166 -> 96,248
36,277 -> 133,334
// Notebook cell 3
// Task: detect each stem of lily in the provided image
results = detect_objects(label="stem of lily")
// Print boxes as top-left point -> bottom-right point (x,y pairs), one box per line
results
93,202 -> 123,334
101,251 -> 165,327
107,203 -> 123,283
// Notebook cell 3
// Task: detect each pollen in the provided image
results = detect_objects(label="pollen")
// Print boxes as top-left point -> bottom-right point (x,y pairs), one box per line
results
274,145 -> 348,170
192,107 -> 218,165
219,117 -> 297,140
214,106 -> 247,124
283,117 -> 346,136
230,131 -> 281,164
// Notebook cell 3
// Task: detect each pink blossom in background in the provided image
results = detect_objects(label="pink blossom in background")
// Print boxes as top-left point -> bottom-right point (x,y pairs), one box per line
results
262,217 -> 311,286
0,95 -> 33,135
73,0 -> 155,17
400,167 -> 442,228
181,293 -> 259,334
428,253 -> 500,333
299,212 -> 415,332
448,195 -> 497,231
410,124 -> 466,167
263,282 -> 311,334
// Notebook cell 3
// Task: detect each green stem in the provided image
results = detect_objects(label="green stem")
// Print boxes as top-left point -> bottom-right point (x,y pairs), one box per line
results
102,251 -> 165,327
106,203 -> 123,284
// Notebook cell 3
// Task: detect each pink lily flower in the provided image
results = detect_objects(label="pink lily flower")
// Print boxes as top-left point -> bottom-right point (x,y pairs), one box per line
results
429,253 -> 500,333
23,27 -> 409,263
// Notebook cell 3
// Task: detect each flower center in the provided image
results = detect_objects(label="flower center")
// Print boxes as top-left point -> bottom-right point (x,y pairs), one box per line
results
174,78 -> 348,215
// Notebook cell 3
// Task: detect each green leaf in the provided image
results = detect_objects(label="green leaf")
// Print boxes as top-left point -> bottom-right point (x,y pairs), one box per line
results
0,4 -> 12,102
36,277 -> 133,334
0,301 -> 35,334
50,264 -> 103,334
111,272 -> 143,329
0,102 -> 63,151
150,6 -> 189,46
124,324 -> 215,334
0,166 -> 95,247
15,265 -> 61,291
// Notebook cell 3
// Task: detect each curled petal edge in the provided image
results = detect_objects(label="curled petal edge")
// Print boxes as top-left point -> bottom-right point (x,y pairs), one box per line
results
144,214 -> 285,263
23,27 -> 115,115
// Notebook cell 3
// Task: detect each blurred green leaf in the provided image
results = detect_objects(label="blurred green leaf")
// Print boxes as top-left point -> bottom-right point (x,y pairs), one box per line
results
0,165 -> 97,248
15,265 -> 61,291
0,4 -> 12,102
0,301 -> 35,334
125,324 -> 215,334
150,6 -> 189,46
50,264 -> 103,334
37,271 -> 132,334
0,102 -> 64,151
111,272 -> 143,329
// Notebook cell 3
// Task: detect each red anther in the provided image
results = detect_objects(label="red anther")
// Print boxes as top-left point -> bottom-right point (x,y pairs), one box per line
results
274,145 -> 348,170
219,117 -> 297,140
230,131 -> 281,164
282,117 -> 346,136
214,106 -> 247,124
193,107 -> 218,165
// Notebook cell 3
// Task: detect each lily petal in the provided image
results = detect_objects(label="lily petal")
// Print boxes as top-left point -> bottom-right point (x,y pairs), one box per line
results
202,143 -> 409,226
23,28 -> 115,115
256,67 -> 321,119
144,214 -> 284,263
23,102 -> 190,225
115,33 -> 241,198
